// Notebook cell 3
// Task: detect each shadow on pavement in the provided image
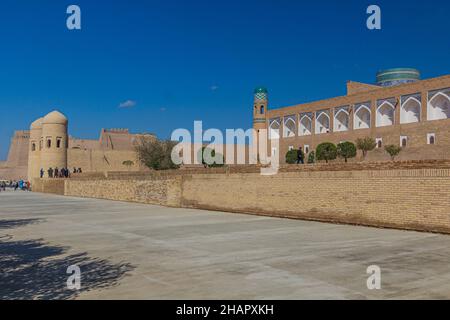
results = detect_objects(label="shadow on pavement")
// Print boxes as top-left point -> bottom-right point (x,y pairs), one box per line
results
0,218 -> 44,230
0,219 -> 135,300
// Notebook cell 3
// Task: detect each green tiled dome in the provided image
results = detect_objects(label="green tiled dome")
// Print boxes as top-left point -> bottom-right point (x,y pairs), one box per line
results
376,68 -> 420,87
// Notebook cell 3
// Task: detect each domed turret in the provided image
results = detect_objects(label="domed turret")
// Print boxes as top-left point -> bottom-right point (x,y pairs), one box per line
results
28,117 -> 44,180
30,117 -> 43,129
42,110 -> 68,125
40,110 -> 68,177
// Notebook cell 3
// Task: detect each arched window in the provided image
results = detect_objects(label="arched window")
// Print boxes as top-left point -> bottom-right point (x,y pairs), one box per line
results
428,92 -> 450,121
401,96 -> 421,124
315,111 -> 330,134
299,115 -> 312,136
334,109 -> 349,132
283,117 -> 296,138
31,143 -> 36,151
377,140 -> 382,148
56,138 -> 62,148
401,136 -> 407,147
46,139 -> 52,148
427,133 -> 436,145
269,119 -> 280,140
376,102 -> 395,127
354,105 -> 371,129
260,106 -> 265,114
39,140 -> 43,150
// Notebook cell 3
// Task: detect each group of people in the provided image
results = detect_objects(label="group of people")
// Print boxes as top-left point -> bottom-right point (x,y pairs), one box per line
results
39,167 -> 82,178
0,180 -> 31,192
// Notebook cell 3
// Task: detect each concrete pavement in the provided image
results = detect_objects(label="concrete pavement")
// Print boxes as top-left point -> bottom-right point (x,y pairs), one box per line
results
1,190 -> 450,299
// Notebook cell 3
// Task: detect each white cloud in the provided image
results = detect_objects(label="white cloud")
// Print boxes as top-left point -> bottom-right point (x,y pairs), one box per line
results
119,100 -> 137,108
210,85 -> 219,91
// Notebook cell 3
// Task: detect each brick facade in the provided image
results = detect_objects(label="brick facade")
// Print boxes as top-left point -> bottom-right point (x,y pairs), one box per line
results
257,74 -> 450,163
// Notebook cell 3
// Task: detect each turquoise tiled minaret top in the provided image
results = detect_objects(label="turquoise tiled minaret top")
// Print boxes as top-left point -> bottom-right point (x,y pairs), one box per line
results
254,87 -> 268,101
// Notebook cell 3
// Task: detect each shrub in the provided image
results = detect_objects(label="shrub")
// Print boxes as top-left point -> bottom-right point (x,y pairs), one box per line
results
307,151 -> 315,164
135,137 -> 179,170
384,144 -> 402,161
337,141 -> 357,163
316,142 -> 337,163
285,149 -> 298,164
356,137 -> 376,159
122,160 -> 134,171
198,147 -> 224,168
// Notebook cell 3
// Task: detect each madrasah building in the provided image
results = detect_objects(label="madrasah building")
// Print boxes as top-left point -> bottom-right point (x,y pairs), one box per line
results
253,68 -> 450,162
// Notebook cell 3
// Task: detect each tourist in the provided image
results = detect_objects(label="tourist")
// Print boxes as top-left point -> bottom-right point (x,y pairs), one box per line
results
297,146 -> 304,164
78,168 -> 82,174
54,167 -> 59,178
48,167 -> 54,178
14,181 -> 18,191
40,168 -> 44,178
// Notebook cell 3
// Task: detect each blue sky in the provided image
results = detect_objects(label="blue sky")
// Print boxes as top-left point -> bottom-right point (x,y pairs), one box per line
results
1,0 -> 449,159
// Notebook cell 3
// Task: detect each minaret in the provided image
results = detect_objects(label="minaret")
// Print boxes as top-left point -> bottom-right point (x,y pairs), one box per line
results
253,87 -> 268,162
253,87 -> 268,132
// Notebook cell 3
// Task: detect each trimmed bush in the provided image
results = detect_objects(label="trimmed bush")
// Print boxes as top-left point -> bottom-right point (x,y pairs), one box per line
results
307,151 -> 315,164
356,137 -> 376,159
385,144 -> 402,161
337,141 -> 357,163
285,149 -> 298,164
316,142 -> 337,163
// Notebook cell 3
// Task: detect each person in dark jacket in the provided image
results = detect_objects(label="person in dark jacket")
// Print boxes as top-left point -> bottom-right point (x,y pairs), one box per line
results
297,146 -> 305,164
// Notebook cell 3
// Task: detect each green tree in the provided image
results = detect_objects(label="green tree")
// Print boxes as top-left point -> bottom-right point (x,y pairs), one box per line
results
122,160 -> 134,171
285,149 -> 298,164
307,151 -> 315,164
384,144 -> 402,161
337,141 -> 357,163
198,147 -> 225,168
356,137 -> 376,160
316,142 -> 337,163
135,137 -> 179,170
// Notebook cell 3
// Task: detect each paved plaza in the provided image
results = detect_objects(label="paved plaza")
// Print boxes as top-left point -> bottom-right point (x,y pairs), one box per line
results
1,190 -> 450,299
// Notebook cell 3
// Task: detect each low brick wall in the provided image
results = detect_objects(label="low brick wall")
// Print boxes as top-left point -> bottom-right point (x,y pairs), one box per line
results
32,178 -> 65,195
33,167 -> 450,234
64,176 -> 182,207
180,169 -> 450,234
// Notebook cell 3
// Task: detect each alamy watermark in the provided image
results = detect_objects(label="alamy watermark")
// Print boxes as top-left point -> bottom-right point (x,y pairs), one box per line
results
366,265 -> 381,290
67,265 -> 81,290
366,5 -> 381,30
66,5 -> 81,30
170,121 -> 279,175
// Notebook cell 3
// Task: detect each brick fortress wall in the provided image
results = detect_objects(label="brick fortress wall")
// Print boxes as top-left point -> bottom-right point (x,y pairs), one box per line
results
33,161 -> 450,234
